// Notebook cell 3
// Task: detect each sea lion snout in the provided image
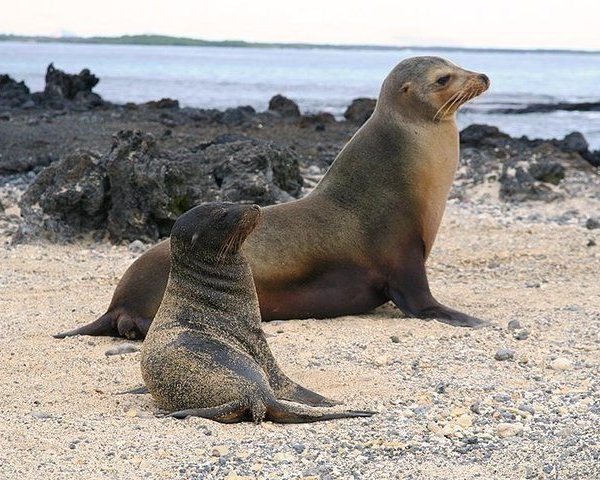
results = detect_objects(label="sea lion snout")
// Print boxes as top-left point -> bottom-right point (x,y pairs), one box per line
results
478,73 -> 490,87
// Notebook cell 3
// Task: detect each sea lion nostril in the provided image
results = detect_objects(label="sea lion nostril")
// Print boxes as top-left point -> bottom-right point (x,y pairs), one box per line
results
479,74 -> 490,86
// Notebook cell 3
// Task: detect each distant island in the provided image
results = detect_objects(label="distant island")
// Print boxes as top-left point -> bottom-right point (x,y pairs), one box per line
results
1,33 -> 599,55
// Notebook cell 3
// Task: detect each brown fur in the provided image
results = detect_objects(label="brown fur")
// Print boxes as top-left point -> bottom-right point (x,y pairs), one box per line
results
56,56 -> 490,340
139,202 -> 374,423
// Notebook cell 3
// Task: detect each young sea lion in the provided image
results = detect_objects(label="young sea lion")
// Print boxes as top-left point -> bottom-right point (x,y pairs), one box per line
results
140,202 -> 374,423
56,56 -> 490,340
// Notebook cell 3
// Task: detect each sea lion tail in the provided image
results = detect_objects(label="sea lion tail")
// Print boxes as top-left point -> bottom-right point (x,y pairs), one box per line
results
266,399 -> 376,424
53,311 -> 119,339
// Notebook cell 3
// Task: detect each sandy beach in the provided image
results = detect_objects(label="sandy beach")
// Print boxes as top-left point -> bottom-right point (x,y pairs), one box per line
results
1,192 -> 599,479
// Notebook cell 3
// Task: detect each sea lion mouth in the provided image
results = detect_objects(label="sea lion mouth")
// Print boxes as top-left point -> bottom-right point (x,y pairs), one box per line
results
217,206 -> 262,261
433,75 -> 489,122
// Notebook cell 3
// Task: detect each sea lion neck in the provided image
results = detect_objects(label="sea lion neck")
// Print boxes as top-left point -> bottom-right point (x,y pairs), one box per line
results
313,112 -> 458,211
166,254 -> 261,327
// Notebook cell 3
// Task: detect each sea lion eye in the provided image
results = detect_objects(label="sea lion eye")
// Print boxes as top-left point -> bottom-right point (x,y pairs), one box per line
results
436,75 -> 451,86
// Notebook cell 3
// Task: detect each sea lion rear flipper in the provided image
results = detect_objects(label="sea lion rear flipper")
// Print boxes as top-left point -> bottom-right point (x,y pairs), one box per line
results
53,310 -> 150,339
266,399 -> 375,424
167,400 -> 249,423
53,311 -> 119,338
252,344 -> 342,407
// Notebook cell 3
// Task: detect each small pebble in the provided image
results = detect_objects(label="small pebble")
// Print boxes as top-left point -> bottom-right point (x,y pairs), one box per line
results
496,422 -> 524,438
273,452 -> 294,462
585,218 -> 600,230
550,357 -> 572,371
105,343 -> 140,356
495,348 -> 514,361
514,329 -> 529,340
31,411 -> 52,419
518,404 -> 536,415
211,445 -> 230,457
587,239 -> 597,247
455,414 -> 473,428
435,382 -> 447,394
507,319 -> 521,330
390,335 -> 400,343
493,393 -> 512,403
291,443 -> 306,454
128,240 -> 147,253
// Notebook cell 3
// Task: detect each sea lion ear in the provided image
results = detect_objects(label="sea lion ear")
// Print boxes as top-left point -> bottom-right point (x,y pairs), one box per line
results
401,82 -> 411,93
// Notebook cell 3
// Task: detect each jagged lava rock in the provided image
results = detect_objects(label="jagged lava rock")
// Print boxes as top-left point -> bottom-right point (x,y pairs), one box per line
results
344,98 -> 376,125
0,74 -> 31,108
16,150 -> 108,242
16,130 -> 303,243
268,94 -> 301,117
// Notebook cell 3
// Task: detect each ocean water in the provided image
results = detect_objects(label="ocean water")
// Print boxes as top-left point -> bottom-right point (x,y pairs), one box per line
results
1,41 -> 600,148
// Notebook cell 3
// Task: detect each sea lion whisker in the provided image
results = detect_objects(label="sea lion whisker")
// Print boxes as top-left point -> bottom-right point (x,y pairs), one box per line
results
447,91 -> 469,114
433,90 -> 462,121
437,90 -> 466,120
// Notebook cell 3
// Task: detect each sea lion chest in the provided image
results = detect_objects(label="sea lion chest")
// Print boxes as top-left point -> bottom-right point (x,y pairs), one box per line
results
410,123 -> 459,257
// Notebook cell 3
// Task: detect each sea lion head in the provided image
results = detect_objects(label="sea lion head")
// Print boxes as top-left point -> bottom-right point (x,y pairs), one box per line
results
377,56 -> 489,123
170,202 -> 262,261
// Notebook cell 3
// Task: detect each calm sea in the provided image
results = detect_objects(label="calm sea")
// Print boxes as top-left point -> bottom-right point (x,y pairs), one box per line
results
1,41 -> 600,148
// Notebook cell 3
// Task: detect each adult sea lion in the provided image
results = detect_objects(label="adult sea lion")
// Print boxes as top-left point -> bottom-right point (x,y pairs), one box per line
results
56,56 -> 490,340
140,202 -> 374,423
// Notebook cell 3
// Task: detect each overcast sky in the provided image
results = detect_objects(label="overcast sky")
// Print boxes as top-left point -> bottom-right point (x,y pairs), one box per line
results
3,0 -> 600,50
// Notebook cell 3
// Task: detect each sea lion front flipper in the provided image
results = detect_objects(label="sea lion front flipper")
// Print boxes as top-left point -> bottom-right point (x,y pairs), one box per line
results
387,281 -> 489,328
386,247 -> 489,328
414,304 -> 489,328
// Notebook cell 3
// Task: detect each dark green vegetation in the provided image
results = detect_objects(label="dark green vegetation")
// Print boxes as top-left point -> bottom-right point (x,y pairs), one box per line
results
1,33 -> 599,54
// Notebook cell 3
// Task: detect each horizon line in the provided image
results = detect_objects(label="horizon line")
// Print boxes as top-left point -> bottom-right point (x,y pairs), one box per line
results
1,33 -> 600,55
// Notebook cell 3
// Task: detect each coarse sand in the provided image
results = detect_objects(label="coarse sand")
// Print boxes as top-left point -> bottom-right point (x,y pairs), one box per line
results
1,197 -> 599,479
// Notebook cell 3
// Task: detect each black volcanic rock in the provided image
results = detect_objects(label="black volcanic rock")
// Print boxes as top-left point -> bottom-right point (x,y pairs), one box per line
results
0,153 -> 56,176
558,132 -> 589,154
16,150 -> 108,242
454,125 -> 594,203
460,124 -> 512,148
582,151 -> 600,167
0,74 -> 31,108
268,94 -> 301,117
344,98 -> 376,125
16,130 -> 303,243
499,156 -> 565,202
490,101 -> 600,114
218,105 -> 256,126
19,63 -> 105,110
298,112 -> 336,130
143,98 -> 180,109
43,63 -> 99,100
